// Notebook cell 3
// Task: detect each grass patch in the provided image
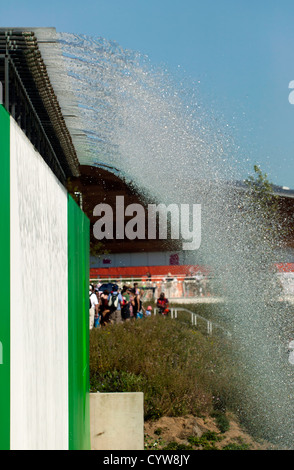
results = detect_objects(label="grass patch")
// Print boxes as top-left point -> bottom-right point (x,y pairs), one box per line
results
187,431 -> 223,450
90,314 -> 237,420
222,442 -> 250,450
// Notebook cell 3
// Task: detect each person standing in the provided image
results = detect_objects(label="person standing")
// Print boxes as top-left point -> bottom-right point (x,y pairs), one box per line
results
195,271 -> 204,297
108,287 -> 123,324
121,286 -> 132,321
132,288 -> 142,319
99,289 -> 111,326
133,283 -> 140,295
89,286 -> 99,329
136,290 -> 145,319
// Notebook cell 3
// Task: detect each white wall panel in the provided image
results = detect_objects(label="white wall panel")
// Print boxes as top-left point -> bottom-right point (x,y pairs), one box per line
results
10,119 -> 69,449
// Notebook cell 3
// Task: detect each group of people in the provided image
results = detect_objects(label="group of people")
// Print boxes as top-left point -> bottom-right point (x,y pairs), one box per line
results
89,283 -> 170,329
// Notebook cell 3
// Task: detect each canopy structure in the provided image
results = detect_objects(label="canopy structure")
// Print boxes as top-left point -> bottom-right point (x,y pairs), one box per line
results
0,27 -> 83,184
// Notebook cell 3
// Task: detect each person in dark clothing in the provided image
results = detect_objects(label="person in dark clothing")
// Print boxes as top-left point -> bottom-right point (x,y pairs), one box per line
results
131,288 -> 141,319
121,285 -> 132,321
156,292 -> 169,315
99,290 -> 111,326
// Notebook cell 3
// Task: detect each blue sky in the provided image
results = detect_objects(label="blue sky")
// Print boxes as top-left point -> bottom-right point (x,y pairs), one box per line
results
1,0 -> 294,188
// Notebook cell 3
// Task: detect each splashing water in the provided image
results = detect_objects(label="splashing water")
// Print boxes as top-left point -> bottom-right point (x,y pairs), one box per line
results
58,32 -> 294,447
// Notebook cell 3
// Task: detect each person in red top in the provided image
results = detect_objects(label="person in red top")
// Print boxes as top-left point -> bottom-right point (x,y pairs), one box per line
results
157,292 -> 169,315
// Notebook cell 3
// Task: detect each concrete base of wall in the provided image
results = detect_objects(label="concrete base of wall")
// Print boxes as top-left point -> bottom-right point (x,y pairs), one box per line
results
90,392 -> 144,450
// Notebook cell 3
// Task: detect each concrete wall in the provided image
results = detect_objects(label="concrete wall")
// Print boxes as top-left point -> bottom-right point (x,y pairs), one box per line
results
90,393 -> 144,450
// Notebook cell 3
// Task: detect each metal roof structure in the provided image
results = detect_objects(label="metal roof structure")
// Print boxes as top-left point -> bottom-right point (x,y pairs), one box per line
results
0,27 -> 82,184
231,179 -> 294,199
272,185 -> 294,199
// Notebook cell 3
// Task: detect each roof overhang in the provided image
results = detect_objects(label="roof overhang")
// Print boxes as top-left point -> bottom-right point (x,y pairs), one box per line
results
0,27 -> 82,181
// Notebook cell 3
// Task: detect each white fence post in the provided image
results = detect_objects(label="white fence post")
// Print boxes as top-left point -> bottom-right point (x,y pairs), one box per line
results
191,313 -> 197,326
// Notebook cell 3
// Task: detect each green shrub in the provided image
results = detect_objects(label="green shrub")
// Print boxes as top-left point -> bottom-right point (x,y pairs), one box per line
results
144,434 -> 164,450
89,315 -> 237,420
91,370 -> 146,393
222,442 -> 250,450
161,441 -> 193,450
187,431 -> 222,450
211,410 -> 230,433
154,428 -> 162,436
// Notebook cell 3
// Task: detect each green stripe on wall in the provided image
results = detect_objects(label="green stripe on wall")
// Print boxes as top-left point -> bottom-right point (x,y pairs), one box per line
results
68,194 -> 91,450
0,105 -> 10,450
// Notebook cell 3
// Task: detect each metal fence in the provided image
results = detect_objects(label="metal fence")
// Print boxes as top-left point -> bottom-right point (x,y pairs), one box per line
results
162,307 -> 231,337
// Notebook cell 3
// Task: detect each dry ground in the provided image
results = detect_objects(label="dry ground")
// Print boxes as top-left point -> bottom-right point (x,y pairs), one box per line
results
144,413 -> 273,450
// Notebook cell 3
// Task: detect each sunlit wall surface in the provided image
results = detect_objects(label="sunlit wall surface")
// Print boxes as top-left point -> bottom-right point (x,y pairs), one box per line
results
0,105 -> 90,450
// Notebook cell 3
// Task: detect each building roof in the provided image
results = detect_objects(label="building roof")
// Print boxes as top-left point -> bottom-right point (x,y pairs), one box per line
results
272,185 -> 294,199
229,179 -> 294,199
0,27 -> 81,182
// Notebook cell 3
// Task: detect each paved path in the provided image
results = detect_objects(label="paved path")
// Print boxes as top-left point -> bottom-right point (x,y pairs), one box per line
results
169,296 -> 224,304
169,296 -> 294,305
